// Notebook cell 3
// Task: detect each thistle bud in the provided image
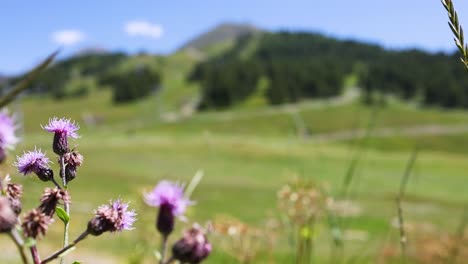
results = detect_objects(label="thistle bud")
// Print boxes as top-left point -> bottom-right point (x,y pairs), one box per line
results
5,180 -> 22,215
87,215 -> 114,236
87,199 -> 136,236
172,225 -> 211,264
36,168 -> 54,182
22,209 -> 53,239
65,165 -> 77,182
0,197 -> 17,233
6,183 -> 22,199
53,132 -> 68,155
63,150 -> 83,167
39,187 -> 71,217
157,203 -> 175,237
8,198 -> 22,215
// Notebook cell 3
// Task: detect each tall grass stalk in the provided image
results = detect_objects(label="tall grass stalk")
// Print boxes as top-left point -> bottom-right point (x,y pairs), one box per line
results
396,148 -> 418,264
441,0 -> 468,71
331,104 -> 379,263
341,104 -> 379,199
0,50 -> 58,108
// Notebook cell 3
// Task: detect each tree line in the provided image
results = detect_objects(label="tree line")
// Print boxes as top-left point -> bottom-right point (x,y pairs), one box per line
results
190,31 -> 468,109
9,53 -> 162,104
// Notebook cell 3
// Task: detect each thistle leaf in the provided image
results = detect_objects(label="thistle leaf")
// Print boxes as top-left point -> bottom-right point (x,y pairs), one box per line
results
56,207 -> 70,224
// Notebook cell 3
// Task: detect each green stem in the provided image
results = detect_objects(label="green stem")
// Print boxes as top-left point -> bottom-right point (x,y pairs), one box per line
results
160,235 -> 168,264
9,230 -> 30,264
59,155 -> 70,264
50,177 -> 62,189
41,231 -> 88,264
163,256 -> 175,264
159,235 -> 168,264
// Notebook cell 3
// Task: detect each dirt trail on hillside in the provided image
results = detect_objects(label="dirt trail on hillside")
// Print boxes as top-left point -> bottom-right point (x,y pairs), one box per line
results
310,124 -> 468,143
199,87 -> 361,121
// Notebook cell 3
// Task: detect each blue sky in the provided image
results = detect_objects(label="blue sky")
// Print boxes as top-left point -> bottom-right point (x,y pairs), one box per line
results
1,0 -> 468,75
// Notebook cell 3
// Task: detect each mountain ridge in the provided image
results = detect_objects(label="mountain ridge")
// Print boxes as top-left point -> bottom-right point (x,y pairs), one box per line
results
179,22 -> 261,52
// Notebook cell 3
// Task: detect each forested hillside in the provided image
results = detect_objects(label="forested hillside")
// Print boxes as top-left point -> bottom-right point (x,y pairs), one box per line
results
190,31 -> 468,109
8,52 -> 163,104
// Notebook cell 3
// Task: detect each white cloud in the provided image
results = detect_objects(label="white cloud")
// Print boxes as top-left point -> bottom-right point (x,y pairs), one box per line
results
124,20 -> 163,39
52,30 -> 85,46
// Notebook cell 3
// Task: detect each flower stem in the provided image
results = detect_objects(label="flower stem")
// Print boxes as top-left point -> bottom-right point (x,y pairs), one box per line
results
59,155 -> 70,264
9,230 -> 30,264
41,231 -> 88,264
163,256 -> 175,264
50,177 -> 61,189
160,235 -> 168,264
30,246 -> 41,264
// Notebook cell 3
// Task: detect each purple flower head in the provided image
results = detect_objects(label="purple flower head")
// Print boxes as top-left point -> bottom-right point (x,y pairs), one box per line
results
144,180 -> 193,217
112,199 -> 137,232
43,117 -> 80,155
14,149 -> 53,182
87,199 -> 136,236
42,117 -> 79,139
0,110 -> 19,151
15,149 -> 50,175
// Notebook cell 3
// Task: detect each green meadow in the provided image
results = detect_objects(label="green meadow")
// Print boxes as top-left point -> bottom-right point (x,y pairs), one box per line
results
1,88 -> 467,263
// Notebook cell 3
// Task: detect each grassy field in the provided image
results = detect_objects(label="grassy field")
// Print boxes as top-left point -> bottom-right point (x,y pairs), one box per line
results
1,91 -> 468,263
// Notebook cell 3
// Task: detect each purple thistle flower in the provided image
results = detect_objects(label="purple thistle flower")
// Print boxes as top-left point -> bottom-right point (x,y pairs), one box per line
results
42,117 -> 79,155
144,180 -> 192,217
14,149 -> 54,182
42,117 -> 79,138
112,199 -> 137,231
0,110 -> 19,163
87,199 -> 136,236
144,180 -> 193,236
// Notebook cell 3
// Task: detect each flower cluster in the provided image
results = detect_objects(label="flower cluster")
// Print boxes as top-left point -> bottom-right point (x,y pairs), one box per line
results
1,117 -> 137,264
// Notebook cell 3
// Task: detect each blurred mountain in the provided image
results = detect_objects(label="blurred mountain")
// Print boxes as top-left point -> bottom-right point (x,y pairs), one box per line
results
75,46 -> 110,56
180,23 -> 261,53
